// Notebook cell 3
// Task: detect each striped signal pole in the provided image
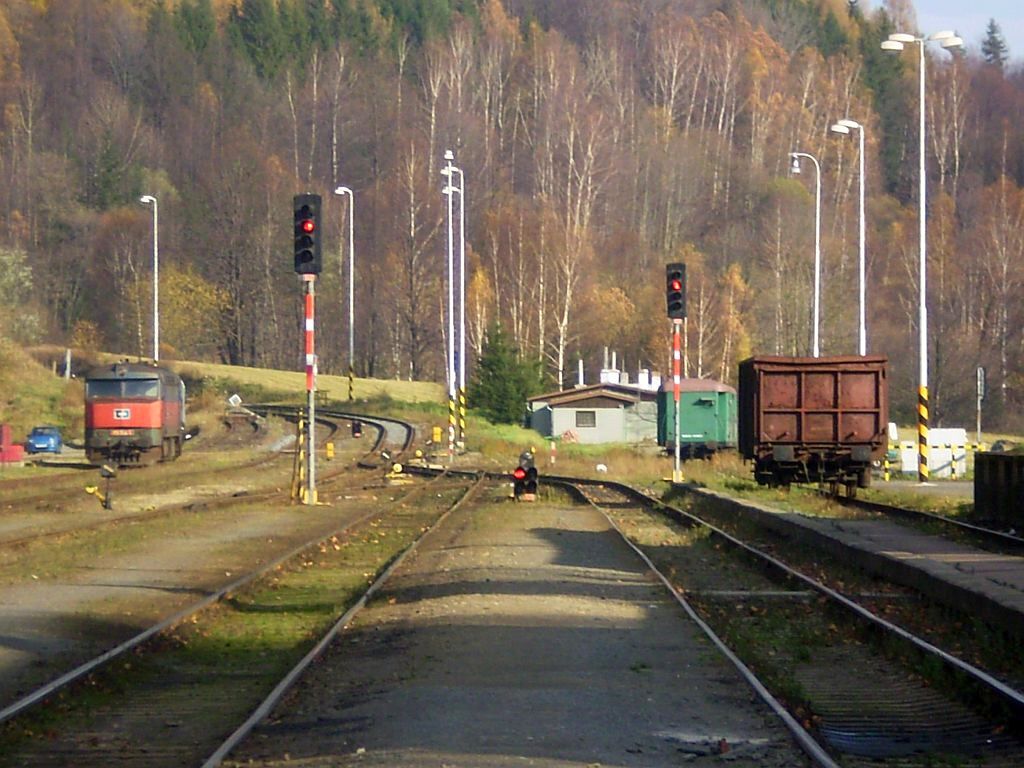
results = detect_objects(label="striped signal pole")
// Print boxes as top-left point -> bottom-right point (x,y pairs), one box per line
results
918,385 -> 929,483
673,319 -> 682,483
304,275 -> 317,504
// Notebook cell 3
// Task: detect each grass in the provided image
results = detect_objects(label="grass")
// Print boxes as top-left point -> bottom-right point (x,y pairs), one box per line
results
166,359 -> 443,404
0,339 -> 82,441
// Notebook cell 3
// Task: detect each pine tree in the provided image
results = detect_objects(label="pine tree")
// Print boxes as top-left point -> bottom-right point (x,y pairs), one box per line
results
982,18 -> 1009,70
174,0 -> 216,55
468,324 -> 543,424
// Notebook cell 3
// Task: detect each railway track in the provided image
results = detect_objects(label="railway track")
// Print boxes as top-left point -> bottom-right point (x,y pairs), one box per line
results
0,411 -> 415,719
0,408 -> 409,552
8,463 -> 1024,766
0,472 -> 476,767
562,477 -> 1024,765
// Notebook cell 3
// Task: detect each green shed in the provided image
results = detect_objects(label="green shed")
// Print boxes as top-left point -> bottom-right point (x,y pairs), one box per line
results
657,379 -> 737,457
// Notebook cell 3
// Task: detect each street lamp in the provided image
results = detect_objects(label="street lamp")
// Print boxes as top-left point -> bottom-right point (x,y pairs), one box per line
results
447,165 -> 466,448
333,186 -> 355,400
441,153 -> 467,450
830,118 -> 867,355
139,195 -> 158,362
790,151 -> 822,358
882,29 -> 963,483
441,150 -> 459,460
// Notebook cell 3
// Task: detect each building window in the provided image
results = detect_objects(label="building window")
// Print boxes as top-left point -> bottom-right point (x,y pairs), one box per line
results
576,410 -> 597,428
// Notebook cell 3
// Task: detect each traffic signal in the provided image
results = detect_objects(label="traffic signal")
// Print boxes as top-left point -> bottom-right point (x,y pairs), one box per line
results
666,262 -> 686,319
294,193 -> 322,275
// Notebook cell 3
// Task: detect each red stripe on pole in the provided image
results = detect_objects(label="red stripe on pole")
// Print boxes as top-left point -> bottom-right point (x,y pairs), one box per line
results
305,291 -> 315,392
673,324 -> 681,401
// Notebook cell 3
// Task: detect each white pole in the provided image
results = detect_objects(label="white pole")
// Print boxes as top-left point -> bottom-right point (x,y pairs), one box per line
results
790,153 -> 821,357
140,195 -> 159,362
918,40 -> 928,412
443,152 -> 456,462
456,166 -> 466,449
830,119 -> 868,354
813,158 -> 821,357
883,30 -> 962,483
857,125 -> 866,355
457,168 -> 465,394
333,186 -> 355,399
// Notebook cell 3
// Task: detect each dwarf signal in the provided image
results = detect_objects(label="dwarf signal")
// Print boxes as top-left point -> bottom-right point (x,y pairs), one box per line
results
513,450 -> 538,501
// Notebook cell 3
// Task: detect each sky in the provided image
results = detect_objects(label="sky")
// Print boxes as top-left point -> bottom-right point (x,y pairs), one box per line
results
902,1 -> 1024,62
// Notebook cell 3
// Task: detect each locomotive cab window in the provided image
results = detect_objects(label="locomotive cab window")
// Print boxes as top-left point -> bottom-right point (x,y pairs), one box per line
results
125,379 -> 160,398
86,380 -> 122,398
86,379 -> 161,398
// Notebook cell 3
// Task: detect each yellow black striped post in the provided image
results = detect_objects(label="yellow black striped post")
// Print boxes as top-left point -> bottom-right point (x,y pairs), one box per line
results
291,414 -> 306,502
448,394 -> 456,461
457,387 -> 467,450
348,363 -> 354,401
918,385 -> 929,483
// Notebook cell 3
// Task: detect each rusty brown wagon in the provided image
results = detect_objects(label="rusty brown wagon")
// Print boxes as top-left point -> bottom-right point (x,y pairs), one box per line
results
738,355 -> 889,495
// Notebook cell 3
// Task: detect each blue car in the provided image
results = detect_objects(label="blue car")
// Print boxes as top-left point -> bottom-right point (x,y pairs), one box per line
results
26,426 -> 63,454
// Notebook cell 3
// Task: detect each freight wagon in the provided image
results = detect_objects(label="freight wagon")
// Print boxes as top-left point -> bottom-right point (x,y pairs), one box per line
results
738,355 -> 888,495
656,379 -> 737,458
84,362 -> 186,465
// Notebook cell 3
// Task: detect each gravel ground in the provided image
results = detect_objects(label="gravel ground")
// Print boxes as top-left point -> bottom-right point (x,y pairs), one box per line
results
227,493 -> 812,767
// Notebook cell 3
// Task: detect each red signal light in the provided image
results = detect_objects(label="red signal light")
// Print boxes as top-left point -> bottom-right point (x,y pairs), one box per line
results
670,279 -> 682,291
301,219 -> 315,234
513,467 -> 527,481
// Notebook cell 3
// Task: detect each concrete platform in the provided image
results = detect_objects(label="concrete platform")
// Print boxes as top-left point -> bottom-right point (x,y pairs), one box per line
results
680,485 -> 1024,638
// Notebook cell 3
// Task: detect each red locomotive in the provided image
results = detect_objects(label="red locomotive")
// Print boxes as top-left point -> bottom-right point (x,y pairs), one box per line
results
84,362 -> 186,465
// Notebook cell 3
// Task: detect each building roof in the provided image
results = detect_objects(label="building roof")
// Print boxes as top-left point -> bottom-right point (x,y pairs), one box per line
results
529,383 -> 658,407
657,377 -> 736,394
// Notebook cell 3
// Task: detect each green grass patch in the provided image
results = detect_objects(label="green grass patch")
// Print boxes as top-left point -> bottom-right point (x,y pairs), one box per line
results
0,339 -> 83,440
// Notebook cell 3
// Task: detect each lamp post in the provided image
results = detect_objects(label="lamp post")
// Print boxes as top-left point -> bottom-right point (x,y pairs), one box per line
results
448,165 -> 466,449
790,152 -> 822,358
333,186 -> 355,400
139,195 -> 158,362
440,157 -> 466,450
441,150 -> 459,461
830,118 -> 867,355
882,29 -> 963,483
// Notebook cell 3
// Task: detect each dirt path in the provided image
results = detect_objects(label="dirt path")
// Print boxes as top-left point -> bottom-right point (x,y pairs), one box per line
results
227,495 -> 812,767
